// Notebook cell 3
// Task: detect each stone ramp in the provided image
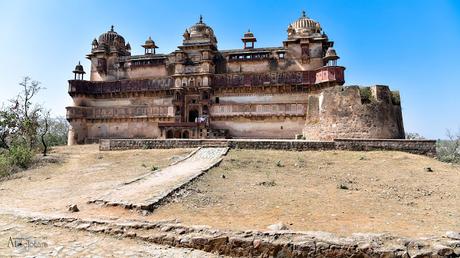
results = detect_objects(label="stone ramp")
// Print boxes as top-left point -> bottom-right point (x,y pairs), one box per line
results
90,147 -> 228,211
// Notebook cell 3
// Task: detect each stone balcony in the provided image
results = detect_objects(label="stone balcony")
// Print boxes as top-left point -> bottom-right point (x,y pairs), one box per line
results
66,106 -> 174,120
68,66 -> 345,96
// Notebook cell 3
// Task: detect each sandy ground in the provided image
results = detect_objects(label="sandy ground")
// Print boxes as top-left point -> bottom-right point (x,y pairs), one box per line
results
149,149 -> 460,237
0,145 -> 458,250
0,145 -> 192,217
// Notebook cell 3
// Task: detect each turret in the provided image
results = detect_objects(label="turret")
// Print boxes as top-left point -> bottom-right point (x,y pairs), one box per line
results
241,30 -> 257,49
142,36 -> 159,54
86,25 -> 130,81
72,61 -> 85,80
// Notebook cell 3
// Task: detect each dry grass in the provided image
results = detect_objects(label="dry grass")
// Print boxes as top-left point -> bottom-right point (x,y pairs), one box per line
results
150,149 -> 460,237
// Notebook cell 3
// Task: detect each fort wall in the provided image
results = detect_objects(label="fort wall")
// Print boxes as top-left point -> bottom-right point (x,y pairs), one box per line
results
99,138 -> 437,156
303,85 -> 404,140
211,117 -> 305,139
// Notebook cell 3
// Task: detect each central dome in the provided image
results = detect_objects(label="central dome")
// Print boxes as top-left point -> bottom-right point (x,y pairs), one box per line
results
184,15 -> 217,44
91,25 -> 130,56
288,11 -> 322,39
98,26 -> 126,48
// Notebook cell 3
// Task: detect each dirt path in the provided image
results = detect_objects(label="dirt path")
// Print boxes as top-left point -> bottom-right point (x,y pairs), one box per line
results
92,147 -> 228,210
0,145 -> 192,220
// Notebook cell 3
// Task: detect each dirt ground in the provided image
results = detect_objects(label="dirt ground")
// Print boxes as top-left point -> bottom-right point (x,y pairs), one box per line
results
149,149 -> 460,237
0,145 -> 459,244
0,145 -> 192,219
0,214 -> 219,257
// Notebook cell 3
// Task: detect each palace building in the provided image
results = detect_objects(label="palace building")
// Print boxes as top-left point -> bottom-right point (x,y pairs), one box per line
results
66,12 -> 405,144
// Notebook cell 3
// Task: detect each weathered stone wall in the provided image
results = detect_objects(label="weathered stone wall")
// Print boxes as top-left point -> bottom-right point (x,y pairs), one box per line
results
99,138 -> 436,156
30,216 -> 460,258
87,121 -> 162,140
303,86 -> 405,140
67,81 -> 404,143
211,118 -> 305,139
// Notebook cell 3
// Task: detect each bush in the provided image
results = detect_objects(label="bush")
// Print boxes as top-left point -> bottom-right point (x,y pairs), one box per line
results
437,129 -> 460,164
391,91 -> 401,105
359,87 -> 374,104
0,154 -> 10,178
8,143 -> 34,169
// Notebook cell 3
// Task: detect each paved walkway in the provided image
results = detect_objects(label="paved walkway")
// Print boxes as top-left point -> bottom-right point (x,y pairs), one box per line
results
91,147 -> 228,210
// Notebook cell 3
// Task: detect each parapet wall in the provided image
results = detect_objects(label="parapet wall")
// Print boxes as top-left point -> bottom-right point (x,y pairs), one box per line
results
99,138 -> 436,156
303,85 -> 405,140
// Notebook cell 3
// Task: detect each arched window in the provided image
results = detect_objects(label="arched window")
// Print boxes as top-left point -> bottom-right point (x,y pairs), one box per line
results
203,105 -> 209,115
182,130 -> 190,139
188,109 -> 199,122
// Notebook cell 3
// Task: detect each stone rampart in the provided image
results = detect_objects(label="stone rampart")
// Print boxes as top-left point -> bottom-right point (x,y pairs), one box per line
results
303,86 -> 405,140
99,138 -> 436,156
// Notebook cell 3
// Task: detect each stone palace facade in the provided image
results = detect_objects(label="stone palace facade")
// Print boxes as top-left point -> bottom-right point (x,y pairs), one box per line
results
66,12 -> 405,144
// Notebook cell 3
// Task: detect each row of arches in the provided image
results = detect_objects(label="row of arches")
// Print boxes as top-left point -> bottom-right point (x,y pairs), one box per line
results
175,76 -> 209,87
166,129 -> 190,139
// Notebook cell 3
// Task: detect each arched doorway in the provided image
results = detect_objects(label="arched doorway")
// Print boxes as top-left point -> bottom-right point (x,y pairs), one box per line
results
182,130 -> 190,139
174,130 -> 181,138
188,109 -> 199,122
202,105 -> 209,115
166,130 -> 174,139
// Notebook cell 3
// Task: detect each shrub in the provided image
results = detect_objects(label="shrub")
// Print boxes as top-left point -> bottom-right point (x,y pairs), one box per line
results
8,143 -> 34,169
359,87 -> 374,104
391,91 -> 401,105
0,154 -> 10,178
437,129 -> 460,164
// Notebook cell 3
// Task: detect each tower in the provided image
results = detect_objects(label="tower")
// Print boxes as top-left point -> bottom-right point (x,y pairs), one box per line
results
142,36 -> 158,54
241,30 -> 257,49
72,61 -> 85,80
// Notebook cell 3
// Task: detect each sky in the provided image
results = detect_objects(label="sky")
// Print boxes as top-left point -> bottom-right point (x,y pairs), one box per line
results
0,0 -> 459,139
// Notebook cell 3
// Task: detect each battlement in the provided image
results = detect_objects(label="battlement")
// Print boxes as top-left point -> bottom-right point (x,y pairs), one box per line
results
303,85 -> 405,140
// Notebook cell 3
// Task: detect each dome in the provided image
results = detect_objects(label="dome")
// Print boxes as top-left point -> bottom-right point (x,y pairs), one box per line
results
186,15 -> 217,44
144,36 -> 154,45
288,11 -> 322,38
98,25 -> 126,47
243,30 -> 254,38
324,47 -> 339,61
73,61 -> 85,74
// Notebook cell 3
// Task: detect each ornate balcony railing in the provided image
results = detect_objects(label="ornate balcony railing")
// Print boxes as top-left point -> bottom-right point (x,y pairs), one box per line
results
68,66 -> 345,96
66,105 -> 174,120
212,66 -> 345,88
68,78 -> 173,95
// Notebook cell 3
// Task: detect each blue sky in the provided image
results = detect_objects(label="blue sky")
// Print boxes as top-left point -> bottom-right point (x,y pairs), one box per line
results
0,0 -> 459,139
